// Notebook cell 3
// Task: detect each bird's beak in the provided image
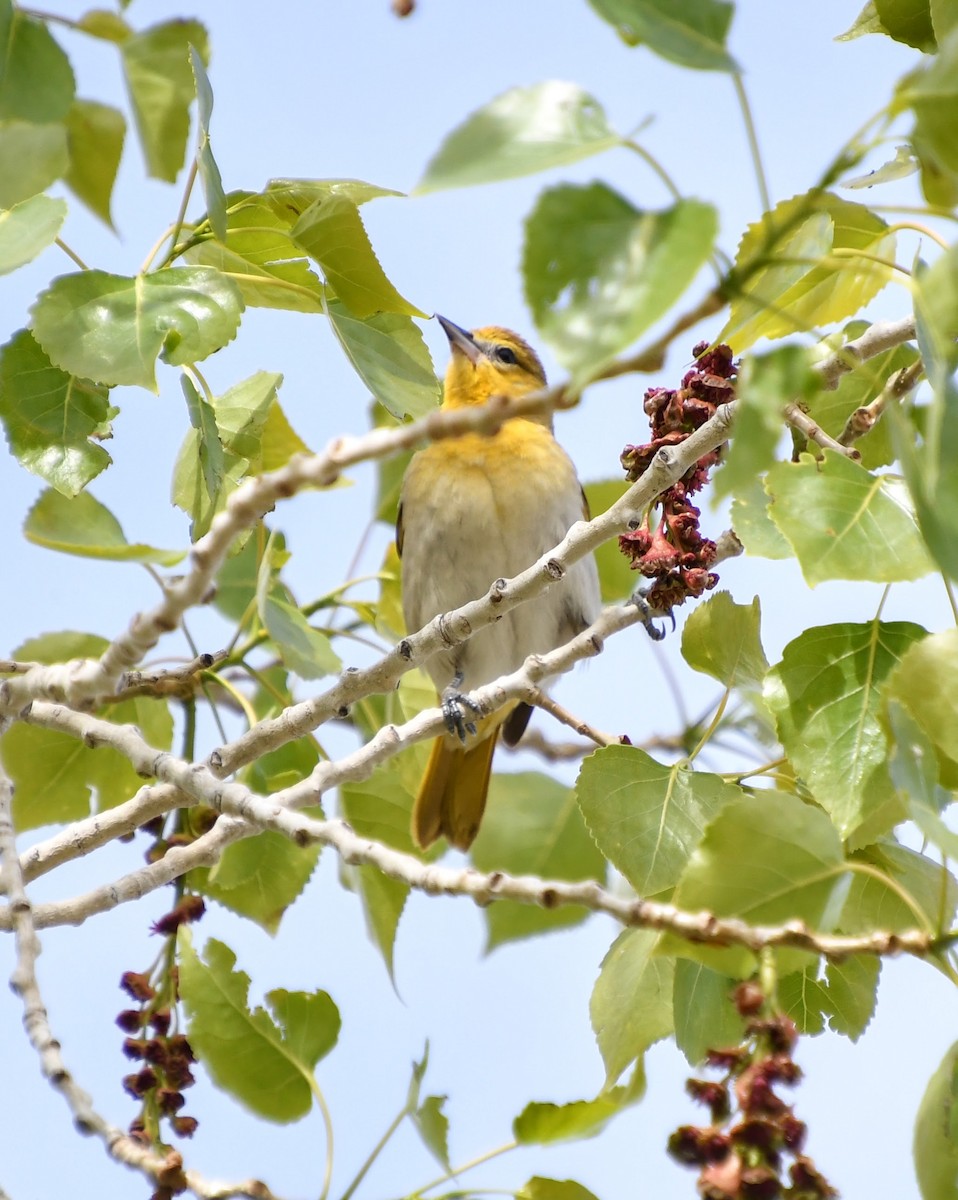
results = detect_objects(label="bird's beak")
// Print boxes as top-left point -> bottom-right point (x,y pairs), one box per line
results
436,314 -> 482,365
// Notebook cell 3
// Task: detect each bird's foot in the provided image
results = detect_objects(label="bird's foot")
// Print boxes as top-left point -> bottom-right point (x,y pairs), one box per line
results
441,677 -> 481,742
629,587 -> 673,642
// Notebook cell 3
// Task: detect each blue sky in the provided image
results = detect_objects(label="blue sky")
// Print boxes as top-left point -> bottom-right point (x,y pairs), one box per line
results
2,2 -> 954,1197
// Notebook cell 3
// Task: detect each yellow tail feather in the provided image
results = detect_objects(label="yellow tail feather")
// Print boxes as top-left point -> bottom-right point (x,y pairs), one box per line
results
412,728 -> 500,851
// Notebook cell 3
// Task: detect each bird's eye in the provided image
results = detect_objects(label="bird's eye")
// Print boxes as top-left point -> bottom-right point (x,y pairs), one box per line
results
495,346 -> 518,365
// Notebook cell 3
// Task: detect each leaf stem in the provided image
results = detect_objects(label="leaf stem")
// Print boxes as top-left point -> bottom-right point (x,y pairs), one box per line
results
55,238 -> 89,270
169,159 -> 199,269
688,688 -> 731,763
622,137 -> 682,200
310,1076 -> 336,1200
731,71 -> 771,215
337,1106 -> 408,1200
413,1140 -> 518,1197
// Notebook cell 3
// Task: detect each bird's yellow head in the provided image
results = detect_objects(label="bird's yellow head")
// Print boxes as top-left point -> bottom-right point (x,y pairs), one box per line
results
437,315 -> 547,414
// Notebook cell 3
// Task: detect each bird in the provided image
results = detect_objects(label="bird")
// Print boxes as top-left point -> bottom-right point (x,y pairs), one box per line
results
396,315 -> 601,851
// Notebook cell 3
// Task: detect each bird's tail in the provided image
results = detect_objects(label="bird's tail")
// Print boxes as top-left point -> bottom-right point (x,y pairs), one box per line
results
411,727 -> 500,851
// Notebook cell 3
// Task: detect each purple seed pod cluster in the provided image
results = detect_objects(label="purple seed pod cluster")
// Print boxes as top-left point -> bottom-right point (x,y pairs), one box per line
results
619,342 -> 737,612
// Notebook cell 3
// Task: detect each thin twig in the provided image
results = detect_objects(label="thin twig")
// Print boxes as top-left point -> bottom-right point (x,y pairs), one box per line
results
838,358 -> 924,446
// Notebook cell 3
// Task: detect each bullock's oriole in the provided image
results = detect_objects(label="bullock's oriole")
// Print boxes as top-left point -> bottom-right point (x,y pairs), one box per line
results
397,316 -> 600,850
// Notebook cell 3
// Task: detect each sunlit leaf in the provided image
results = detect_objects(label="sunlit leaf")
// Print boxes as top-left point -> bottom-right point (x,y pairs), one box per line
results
713,344 -> 818,501
524,182 -> 716,382
886,629 -> 958,789
517,1179 -> 600,1200
183,192 -> 325,312
843,146 -> 919,190
31,267 -> 244,390
4,632 -> 172,831
889,248 -> 958,580
24,487 -> 184,564
265,176 -> 403,220
765,452 -> 933,585
64,99 -> 125,228
416,82 -> 620,192
591,928 -> 673,1084
586,0 -> 737,70
326,301 -> 439,419
471,772 -> 606,949
671,791 -> 847,976
514,1066 -> 645,1144
841,842 -> 956,934
0,328 -> 113,496
672,961 -> 745,1065
914,1039 -> 958,1200
121,19 -> 209,182
721,192 -> 896,351
577,746 -> 740,896
75,9 -> 132,42
190,45 -> 227,241
0,5 -> 75,122
0,194 -> 66,275
291,194 -> 422,318
0,119 -> 68,207
179,932 -> 340,1123
764,621 -> 926,837
681,591 -> 769,690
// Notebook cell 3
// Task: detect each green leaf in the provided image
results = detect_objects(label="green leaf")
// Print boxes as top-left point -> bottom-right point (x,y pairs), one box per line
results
470,772 -> 606,950
183,192 -> 324,313
265,177 -> 403,220
182,373 -> 224,501
841,842 -> 955,934
259,592 -> 340,680
932,0 -> 958,40
412,1095 -> 450,1169
586,0 -> 737,70
583,479 -> 636,601
291,195 -> 422,318
121,19 -> 209,182
0,194 -> 66,275
518,1178 -> 600,1200
0,328 -> 113,496
31,267 -> 244,390
4,632 -> 172,830
591,928 -> 673,1084
764,621 -> 927,838
843,145 -> 919,191
713,345 -> 819,501
875,0 -> 936,47
681,591 -> 769,690
514,1066 -> 645,1144
64,99 -> 125,228
721,192 -> 896,351
765,452 -> 933,585
0,119 -> 68,207
0,6 -> 75,122
75,9 -> 132,42
577,745 -> 740,896
836,2 -> 885,40
672,960 -> 745,1064
805,325 -> 919,470
24,487 -> 184,564
915,1040 -> 958,1200
886,630 -> 958,789
822,955 -> 881,1040
416,82 -> 621,192
671,791 -> 847,975
524,184 -> 717,383
179,933 -> 340,1123
190,46 -> 227,242
326,301 -> 439,420
729,476 -> 792,560
889,249 -> 958,580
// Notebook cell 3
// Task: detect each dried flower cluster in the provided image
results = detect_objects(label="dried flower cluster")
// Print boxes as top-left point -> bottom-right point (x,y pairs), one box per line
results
667,982 -> 837,1199
116,821 -> 208,1199
619,342 -> 737,612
